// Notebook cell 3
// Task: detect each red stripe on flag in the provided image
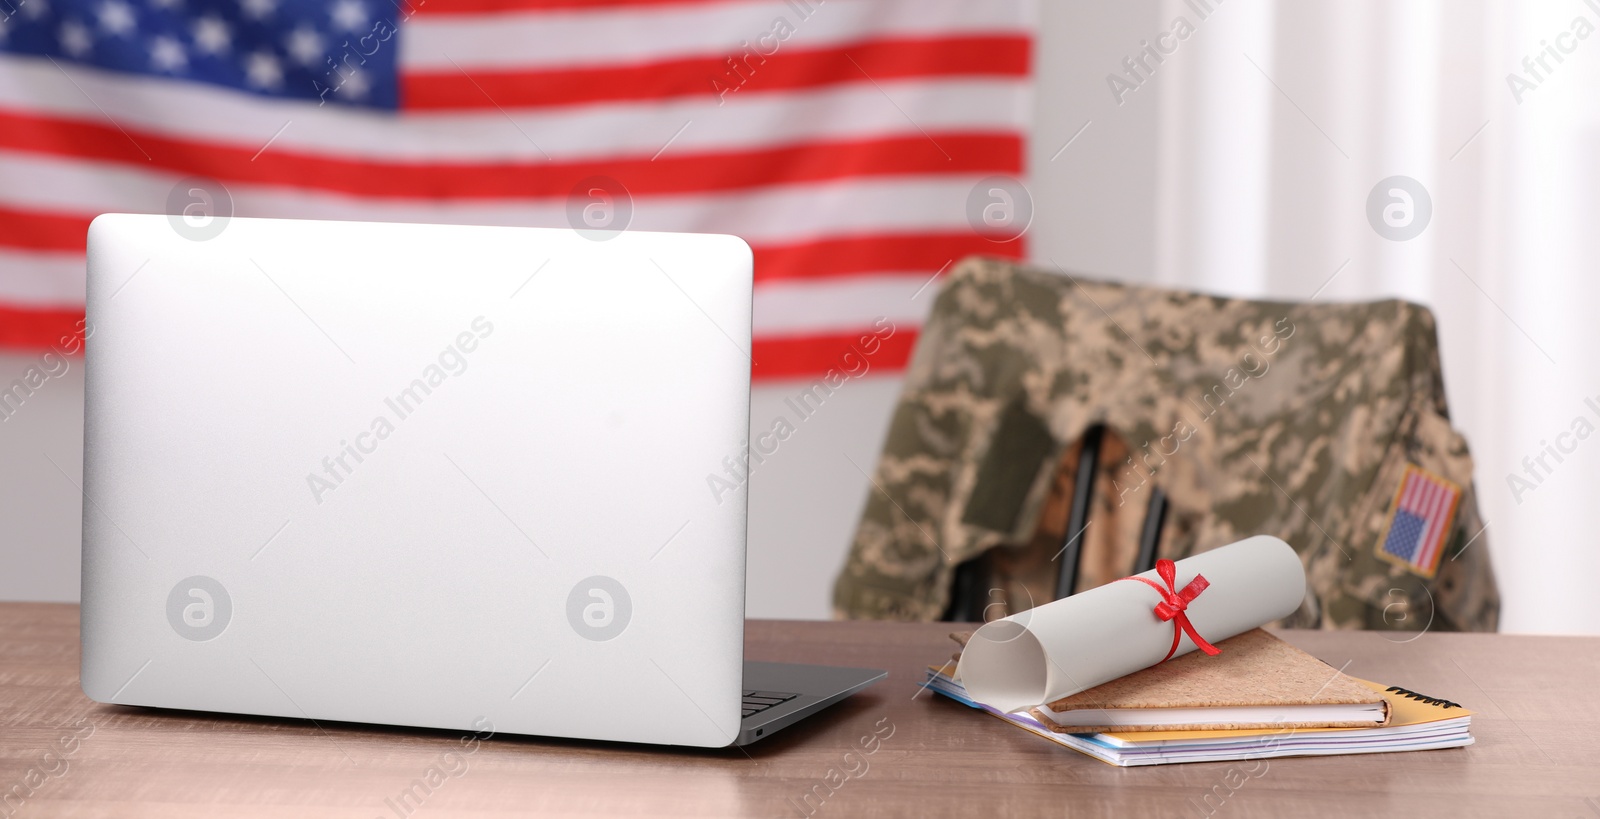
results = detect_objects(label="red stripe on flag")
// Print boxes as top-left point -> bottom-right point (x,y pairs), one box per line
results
0,206 -> 89,252
402,36 -> 1030,109
754,233 -> 1023,283
751,327 -> 918,381
0,305 -> 84,353
0,110 -> 1018,200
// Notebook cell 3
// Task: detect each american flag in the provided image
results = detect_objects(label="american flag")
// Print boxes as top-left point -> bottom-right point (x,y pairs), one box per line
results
1378,465 -> 1462,578
0,0 -> 1033,379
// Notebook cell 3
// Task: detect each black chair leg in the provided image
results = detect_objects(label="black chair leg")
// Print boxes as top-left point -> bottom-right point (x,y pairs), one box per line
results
1134,487 -> 1168,574
1055,424 -> 1103,599
942,557 -> 986,622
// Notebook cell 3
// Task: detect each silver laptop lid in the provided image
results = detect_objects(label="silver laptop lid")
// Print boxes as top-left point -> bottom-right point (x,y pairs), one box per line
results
80,214 -> 753,747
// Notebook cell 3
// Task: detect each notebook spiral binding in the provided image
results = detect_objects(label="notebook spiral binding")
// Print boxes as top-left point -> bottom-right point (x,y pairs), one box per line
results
1385,686 -> 1461,709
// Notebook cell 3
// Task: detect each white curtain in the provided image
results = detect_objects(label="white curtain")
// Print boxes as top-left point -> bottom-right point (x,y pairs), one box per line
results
1143,0 -> 1598,634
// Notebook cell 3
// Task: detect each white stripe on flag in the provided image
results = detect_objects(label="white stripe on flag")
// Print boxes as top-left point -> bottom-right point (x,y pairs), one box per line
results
0,248 -> 937,338
751,273 -> 936,335
405,0 -> 1034,71
0,249 -> 85,307
0,56 -> 1028,162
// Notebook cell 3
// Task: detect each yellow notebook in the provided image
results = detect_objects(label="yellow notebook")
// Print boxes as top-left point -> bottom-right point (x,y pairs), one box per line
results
1095,678 -> 1469,743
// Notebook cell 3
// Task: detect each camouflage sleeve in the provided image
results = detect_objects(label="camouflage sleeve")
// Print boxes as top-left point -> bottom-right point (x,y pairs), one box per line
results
833,258 -> 1068,620
831,393 -> 970,621
1313,406 -> 1499,633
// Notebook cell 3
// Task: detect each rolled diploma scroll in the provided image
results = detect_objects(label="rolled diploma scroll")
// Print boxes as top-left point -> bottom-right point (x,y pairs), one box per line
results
956,536 -> 1307,713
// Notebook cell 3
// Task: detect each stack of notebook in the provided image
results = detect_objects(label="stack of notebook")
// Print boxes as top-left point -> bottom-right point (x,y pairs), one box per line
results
925,629 -> 1472,766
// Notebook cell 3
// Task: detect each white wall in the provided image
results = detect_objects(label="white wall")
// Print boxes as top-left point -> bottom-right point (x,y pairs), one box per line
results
0,350 -> 86,602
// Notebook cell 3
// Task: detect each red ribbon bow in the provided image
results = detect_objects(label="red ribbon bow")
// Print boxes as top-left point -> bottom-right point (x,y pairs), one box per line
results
1120,558 -> 1221,662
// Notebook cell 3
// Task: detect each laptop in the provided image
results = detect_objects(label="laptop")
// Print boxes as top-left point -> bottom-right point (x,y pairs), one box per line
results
79,214 -> 884,747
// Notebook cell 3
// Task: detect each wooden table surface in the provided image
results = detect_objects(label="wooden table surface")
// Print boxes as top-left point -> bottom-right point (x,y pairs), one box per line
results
2,603 -> 1598,818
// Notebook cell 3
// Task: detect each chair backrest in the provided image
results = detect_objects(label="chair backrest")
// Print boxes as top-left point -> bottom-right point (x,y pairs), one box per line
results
834,257 -> 1500,633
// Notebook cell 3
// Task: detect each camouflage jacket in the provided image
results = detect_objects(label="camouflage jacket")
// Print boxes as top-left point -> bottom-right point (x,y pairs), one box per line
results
833,257 -> 1499,632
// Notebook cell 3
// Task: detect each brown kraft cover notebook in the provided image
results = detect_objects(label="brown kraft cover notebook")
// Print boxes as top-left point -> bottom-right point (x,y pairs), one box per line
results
1021,628 -> 1390,733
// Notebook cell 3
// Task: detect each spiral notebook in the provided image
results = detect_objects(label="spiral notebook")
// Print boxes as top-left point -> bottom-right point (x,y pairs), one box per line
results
924,669 -> 1472,766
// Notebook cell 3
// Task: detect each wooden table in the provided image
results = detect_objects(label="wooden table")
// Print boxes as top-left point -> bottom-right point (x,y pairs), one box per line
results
1,603 -> 1597,818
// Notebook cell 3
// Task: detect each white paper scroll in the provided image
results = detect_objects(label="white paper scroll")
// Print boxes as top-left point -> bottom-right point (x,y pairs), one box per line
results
955,536 -> 1308,713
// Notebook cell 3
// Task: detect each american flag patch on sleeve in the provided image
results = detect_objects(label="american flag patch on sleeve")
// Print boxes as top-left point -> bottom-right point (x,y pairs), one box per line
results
1375,465 -> 1463,578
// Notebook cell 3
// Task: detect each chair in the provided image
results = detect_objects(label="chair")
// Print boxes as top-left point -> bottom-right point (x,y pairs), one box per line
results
832,257 -> 1499,632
